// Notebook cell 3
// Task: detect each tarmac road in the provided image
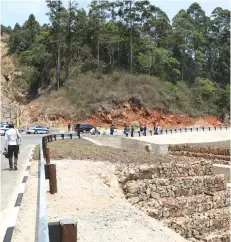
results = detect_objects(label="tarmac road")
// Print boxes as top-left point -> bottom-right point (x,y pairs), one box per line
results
0,134 -> 44,241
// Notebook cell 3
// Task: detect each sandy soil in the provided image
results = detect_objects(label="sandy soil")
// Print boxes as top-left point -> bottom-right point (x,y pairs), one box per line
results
47,159 -> 188,242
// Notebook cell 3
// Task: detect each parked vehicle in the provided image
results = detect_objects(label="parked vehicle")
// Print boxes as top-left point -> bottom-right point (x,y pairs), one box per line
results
26,125 -> 50,134
74,123 -> 95,133
0,124 -> 9,136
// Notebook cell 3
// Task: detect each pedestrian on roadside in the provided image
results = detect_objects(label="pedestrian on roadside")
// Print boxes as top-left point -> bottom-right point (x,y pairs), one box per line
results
144,125 -> 147,136
160,126 -> 163,134
77,130 -> 81,138
68,123 -> 71,132
131,125 -> 134,137
124,126 -> 128,137
4,123 -> 22,171
110,125 -> 114,135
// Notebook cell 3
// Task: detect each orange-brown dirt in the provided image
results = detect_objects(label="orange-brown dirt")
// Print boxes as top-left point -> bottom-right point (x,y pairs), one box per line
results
83,109 -> 222,129
22,99 -> 223,129
23,96 -> 223,128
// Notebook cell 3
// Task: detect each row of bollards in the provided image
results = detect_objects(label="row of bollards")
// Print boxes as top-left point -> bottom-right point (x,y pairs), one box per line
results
42,134 -> 77,242
43,135 -> 57,194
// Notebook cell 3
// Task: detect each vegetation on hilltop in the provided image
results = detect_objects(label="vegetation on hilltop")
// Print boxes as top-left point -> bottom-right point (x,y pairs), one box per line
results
2,1 -> 230,120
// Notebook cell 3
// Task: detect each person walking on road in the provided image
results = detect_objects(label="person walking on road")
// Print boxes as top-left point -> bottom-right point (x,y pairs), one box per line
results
110,125 -> 114,135
68,123 -> 71,132
131,125 -> 134,137
4,123 -> 22,171
144,125 -> 147,136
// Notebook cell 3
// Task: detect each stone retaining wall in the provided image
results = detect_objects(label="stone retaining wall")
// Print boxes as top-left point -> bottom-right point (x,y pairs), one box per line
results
116,159 -> 230,242
169,145 -> 230,156
169,151 -> 230,162
117,161 -> 214,183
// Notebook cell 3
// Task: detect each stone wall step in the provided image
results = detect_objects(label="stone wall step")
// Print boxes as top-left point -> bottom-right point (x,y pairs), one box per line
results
117,160 -> 214,184
195,228 -> 230,242
136,190 -> 230,219
165,207 -> 230,239
124,175 -> 227,200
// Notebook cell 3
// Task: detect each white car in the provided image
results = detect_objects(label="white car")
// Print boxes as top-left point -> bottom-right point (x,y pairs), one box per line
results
26,125 -> 50,134
0,124 -> 10,136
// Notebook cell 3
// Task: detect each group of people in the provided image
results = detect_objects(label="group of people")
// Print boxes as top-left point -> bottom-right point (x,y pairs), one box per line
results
123,124 -> 163,137
3,123 -> 22,171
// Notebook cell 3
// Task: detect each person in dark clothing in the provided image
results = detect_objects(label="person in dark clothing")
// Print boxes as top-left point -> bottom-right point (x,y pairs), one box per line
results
140,125 -> 143,133
131,126 -> 134,137
77,130 -> 81,138
4,123 -> 21,170
154,123 -> 158,135
124,126 -> 128,137
68,123 -> 71,132
144,125 -> 147,136
110,125 -> 114,135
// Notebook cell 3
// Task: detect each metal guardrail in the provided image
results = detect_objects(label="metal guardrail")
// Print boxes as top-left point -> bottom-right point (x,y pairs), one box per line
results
38,133 -> 80,242
38,139 -> 49,242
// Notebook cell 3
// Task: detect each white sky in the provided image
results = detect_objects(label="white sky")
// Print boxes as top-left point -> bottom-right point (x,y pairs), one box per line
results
1,0 -> 230,28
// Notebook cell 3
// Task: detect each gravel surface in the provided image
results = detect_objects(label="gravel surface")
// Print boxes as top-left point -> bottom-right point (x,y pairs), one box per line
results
47,159 -> 188,242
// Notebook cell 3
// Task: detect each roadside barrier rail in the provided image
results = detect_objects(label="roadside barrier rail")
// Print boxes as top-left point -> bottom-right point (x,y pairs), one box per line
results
38,133 -> 79,242
135,126 -> 230,136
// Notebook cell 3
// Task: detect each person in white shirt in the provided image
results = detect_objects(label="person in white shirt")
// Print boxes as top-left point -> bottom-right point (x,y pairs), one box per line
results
4,123 -> 22,170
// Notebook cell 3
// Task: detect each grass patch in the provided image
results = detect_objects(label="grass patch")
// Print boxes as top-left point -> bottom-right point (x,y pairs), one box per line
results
46,139 -> 171,164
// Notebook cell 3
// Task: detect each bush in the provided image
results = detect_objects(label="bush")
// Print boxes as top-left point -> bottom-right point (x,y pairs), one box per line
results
32,73 -> 229,120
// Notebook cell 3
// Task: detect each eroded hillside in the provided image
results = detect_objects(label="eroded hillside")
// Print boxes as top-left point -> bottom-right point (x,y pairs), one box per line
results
0,35 -> 226,128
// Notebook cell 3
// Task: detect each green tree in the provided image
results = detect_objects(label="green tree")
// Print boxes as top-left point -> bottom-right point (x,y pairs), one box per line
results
46,0 -> 66,89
